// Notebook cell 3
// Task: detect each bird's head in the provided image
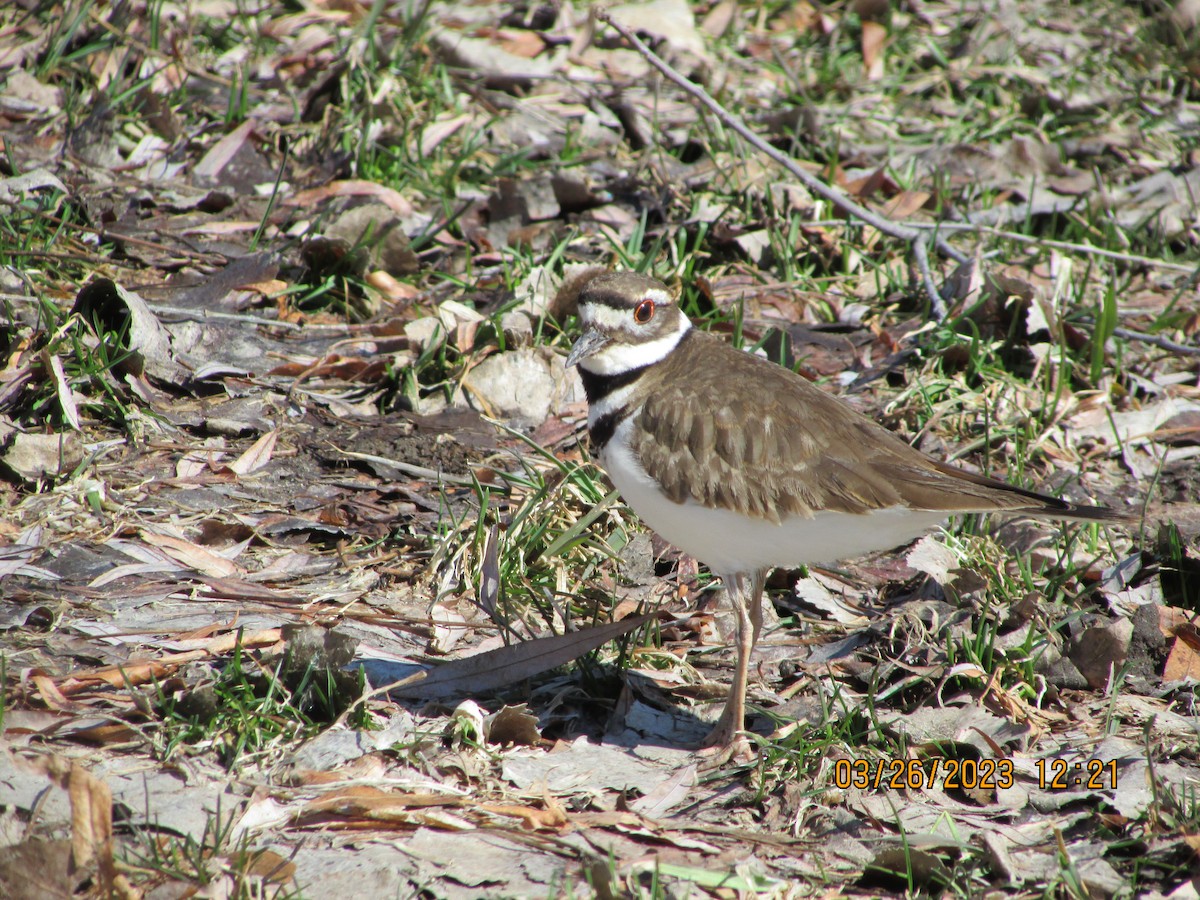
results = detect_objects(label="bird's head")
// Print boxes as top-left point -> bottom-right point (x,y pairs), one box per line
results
565,272 -> 691,374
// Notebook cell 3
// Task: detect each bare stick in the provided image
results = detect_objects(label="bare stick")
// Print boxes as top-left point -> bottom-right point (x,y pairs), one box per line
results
595,8 -> 963,320
1110,326 -> 1200,357
905,222 -> 1199,274
332,447 -> 484,487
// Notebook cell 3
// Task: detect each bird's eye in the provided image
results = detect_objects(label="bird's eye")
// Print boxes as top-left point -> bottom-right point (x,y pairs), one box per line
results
633,299 -> 655,324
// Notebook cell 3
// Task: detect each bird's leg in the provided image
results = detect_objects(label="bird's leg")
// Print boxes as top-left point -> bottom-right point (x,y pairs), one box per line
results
699,571 -> 761,763
748,569 -> 766,643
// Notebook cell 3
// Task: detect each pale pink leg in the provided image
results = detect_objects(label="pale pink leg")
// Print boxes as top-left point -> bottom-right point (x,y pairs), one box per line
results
699,570 -> 765,764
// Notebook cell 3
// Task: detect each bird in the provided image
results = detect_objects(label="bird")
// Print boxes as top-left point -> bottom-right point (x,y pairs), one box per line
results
565,270 -> 1131,760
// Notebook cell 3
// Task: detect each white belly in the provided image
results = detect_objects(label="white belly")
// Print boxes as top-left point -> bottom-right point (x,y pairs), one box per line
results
598,420 -> 946,575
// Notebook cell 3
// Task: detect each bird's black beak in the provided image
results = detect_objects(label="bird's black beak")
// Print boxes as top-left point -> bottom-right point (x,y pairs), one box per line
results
565,329 -> 609,368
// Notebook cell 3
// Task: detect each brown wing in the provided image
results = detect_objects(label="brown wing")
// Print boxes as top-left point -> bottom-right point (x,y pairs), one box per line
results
630,330 -> 1126,523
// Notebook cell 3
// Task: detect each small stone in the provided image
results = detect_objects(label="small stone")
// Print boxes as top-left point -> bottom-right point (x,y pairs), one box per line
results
461,349 -> 557,426
324,202 -> 419,276
1068,617 -> 1134,689
499,311 -> 534,347
1,431 -> 86,483
404,316 -> 444,351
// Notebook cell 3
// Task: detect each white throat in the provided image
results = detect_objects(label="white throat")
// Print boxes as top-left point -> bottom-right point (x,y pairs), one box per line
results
579,316 -> 691,377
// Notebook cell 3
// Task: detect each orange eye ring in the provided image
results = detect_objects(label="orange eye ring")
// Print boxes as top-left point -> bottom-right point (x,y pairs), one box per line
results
633,299 -> 655,324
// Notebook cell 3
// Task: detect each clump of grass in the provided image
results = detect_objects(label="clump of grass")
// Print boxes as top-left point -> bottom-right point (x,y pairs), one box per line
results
152,634 -> 368,770
0,293 -> 139,438
120,801 -> 303,899
431,446 -> 631,644
749,678 -> 888,799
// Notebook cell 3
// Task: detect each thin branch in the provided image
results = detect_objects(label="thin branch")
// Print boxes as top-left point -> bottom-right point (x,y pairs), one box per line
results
1110,326 -> 1200,357
146,304 -> 304,330
332,447 -> 486,487
34,211 -> 221,262
904,222 -> 1199,274
595,8 -> 964,320
910,233 -> 947,320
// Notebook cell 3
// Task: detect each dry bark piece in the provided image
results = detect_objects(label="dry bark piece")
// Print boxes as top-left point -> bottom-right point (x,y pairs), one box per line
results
388,612 -> 661,700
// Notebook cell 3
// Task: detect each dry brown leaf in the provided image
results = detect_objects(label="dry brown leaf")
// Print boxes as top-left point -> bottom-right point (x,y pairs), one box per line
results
428,600 -> 469,655
861,20 -> 886,80
230,429 -> 278,475
140,531 -> 243,578
1164,625 -> 1200,681
476,27 -> 545,60
245,278 -> 289,296
881,189 -> 932,220
845,166 -> 898,200
52,629 -> 282,695
267,355 -> 382,380
286,179 -> 415,217
72,280 -> 188,385
610,823 -> 722,854
478,801 -> 569,831
1158,605 -> 1195,638
572,810 -> 644,828
30,758 -> 119,895
237,849 -> 296,884
175,449 -> 211,479
177,220 -> 260,236
31,674 -> 73,710
700,0 -> 737,37
454,319 -> 482,354
43,351 -> 80,432
365,269 -> 418,302
629,763 -> 697,818
419,113 -> 472,156
478,522 -> 501,623
299,789 -> 478,830
768,1 -> 820,33
487,704 -> 542,746
68,722 -> 140,745
194,119 -> 256,179
66,763 -> 114,881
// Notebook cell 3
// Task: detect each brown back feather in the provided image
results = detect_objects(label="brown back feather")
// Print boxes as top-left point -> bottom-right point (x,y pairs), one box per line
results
629,330 -> 1130,523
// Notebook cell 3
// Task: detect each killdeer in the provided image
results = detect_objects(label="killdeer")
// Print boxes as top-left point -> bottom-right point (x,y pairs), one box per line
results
565,270 -> 1130,759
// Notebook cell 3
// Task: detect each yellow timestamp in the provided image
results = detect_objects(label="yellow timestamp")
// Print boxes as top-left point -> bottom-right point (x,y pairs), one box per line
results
832,757 -> 1015,791
1035,758 -> 1119,791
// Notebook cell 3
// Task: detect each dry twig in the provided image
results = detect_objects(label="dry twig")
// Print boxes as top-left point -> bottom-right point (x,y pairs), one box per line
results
595,8 -> 966,320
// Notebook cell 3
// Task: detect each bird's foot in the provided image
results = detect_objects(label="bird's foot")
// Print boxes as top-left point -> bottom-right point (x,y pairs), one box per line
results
696,721 -> 754,769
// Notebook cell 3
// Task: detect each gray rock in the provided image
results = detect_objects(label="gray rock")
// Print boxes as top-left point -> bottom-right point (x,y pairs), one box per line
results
460,348 -> 582,426
404,316 -> 444,351
498,310 -> 534,347
2,431 -> 85,483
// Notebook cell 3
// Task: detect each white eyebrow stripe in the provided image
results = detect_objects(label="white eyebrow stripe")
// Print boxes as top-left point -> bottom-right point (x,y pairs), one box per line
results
579,303 -> 632,331
642,289 -> 672,305
578,316 -> 691,375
